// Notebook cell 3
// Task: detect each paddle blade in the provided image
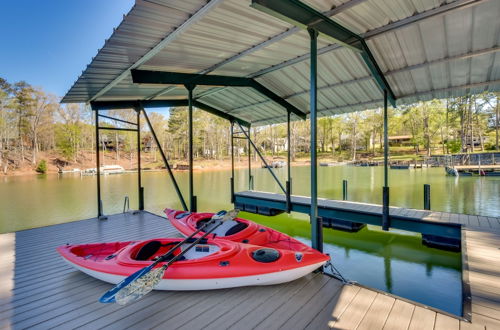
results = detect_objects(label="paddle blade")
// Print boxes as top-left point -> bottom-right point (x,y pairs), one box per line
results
99,263 -> 155,304
223,209 -> 240,221
114,266 -> 166,305
211,210 -> 227,220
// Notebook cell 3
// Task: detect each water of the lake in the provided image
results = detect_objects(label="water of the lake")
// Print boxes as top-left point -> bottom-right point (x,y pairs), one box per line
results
2,165 -> 498,316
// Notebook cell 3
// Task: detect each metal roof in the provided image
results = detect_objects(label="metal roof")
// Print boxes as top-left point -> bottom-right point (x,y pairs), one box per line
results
62,0 -> 500,125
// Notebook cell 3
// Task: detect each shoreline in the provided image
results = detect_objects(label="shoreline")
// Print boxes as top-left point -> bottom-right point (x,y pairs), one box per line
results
1,159 -> 316,177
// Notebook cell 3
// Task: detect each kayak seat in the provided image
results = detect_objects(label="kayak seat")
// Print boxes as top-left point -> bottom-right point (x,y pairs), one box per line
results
225,222 -> 248,236
135,241 -> 162,261
135,241 -> 186,261
197,218 -> 248,237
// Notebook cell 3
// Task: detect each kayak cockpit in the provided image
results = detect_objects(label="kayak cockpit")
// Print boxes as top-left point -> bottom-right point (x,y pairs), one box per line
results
195,218 -> 248,237
69,242 -> 131,262
133,240 -> 220,261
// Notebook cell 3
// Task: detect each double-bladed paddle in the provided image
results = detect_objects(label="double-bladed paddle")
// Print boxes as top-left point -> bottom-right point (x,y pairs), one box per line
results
99,209 -> 239,305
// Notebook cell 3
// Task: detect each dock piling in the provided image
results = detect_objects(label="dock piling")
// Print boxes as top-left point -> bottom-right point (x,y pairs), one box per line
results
342,180 -> 348,200
424,184 -> 431,210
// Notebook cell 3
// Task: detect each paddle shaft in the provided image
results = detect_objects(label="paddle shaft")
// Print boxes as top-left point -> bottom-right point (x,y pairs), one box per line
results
161,219 -> 224,267
148,215 -> 220,268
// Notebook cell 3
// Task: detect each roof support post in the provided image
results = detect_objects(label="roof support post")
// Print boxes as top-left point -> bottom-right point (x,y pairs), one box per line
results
230,121 -> 235,203
94,109 -> 106,220
142,107 -> 188,211
248,126 -> 253,190
382,89 -> 390,231
136,109 -> 144,211
309,27 -> 322,253
286,110 -> 292,213
186,84 -> 197,212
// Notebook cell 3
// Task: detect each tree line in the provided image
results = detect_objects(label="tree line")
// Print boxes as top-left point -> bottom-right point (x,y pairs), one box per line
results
1,76 -> 498,174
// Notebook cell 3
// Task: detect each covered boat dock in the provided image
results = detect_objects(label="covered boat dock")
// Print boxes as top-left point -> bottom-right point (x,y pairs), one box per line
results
4,0 -> 500,328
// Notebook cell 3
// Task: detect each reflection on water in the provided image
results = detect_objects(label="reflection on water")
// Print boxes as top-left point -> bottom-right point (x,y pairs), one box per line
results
245,212 -> 462,316
1,166 -> 498,233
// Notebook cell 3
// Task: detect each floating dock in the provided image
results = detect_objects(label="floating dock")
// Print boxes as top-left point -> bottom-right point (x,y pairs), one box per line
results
446,165 -> 500,176
1,211 -> 499,329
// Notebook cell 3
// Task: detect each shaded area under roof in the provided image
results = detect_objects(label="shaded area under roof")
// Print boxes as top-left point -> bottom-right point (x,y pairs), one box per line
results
62,0 -> 500,125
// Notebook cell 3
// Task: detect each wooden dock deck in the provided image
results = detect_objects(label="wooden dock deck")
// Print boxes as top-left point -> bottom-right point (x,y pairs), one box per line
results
1,210 -> 499,329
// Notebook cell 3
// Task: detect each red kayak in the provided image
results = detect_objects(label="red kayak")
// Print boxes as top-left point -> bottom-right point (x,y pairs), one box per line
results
165,208 -> 317,253
57,238 -> 329,290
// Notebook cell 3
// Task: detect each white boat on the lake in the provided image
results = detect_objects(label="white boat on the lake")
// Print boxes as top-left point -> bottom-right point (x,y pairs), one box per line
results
81,165 -> 125,175
58,168 -> 81,174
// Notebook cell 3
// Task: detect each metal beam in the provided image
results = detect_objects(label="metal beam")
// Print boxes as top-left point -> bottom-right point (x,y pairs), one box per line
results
248,80 -> 306,119
248,126 -> 253,190
193,101 -> 250,128
308,27 -> 322,252
98,114 -> 138,126
131,69 -> 306,119
251,0 -> 363,52
90,99 -> 250,127
230,121 -> 235,203
88,0 -> 223,102
132,70 -> 252,87
97,126 -> 138,132
90,100 -> 187,110
137,110 -> 143,211
187,85 -> 197,212
286,110 -> 292,213
95,110 -> 103,218
382,90 -> 390,231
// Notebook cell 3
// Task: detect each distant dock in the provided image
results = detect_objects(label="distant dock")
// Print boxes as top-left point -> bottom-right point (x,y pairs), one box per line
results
446,164 -> 500,176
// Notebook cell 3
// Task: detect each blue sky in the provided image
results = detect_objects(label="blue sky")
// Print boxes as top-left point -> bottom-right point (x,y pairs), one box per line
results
0,0 -> 134,97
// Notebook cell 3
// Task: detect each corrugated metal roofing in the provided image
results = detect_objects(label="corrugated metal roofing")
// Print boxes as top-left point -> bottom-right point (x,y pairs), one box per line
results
62,0 -> 500,125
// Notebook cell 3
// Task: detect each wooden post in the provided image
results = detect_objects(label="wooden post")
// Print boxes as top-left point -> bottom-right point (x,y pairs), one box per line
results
424,184 -> 431,210
342,180 -> 348,200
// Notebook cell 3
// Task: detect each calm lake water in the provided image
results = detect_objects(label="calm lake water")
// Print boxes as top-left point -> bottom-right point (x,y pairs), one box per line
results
3,165 -> 497,316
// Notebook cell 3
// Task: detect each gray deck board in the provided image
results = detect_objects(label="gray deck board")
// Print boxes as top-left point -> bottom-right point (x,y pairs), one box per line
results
328,287 -> 378,329
382,299 -> 415,330
2,210 -> 500,329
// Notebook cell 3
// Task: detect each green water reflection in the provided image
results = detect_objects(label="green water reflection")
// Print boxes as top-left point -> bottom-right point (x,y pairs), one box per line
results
246,213 -> 462,316
1,166 -> 498,233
